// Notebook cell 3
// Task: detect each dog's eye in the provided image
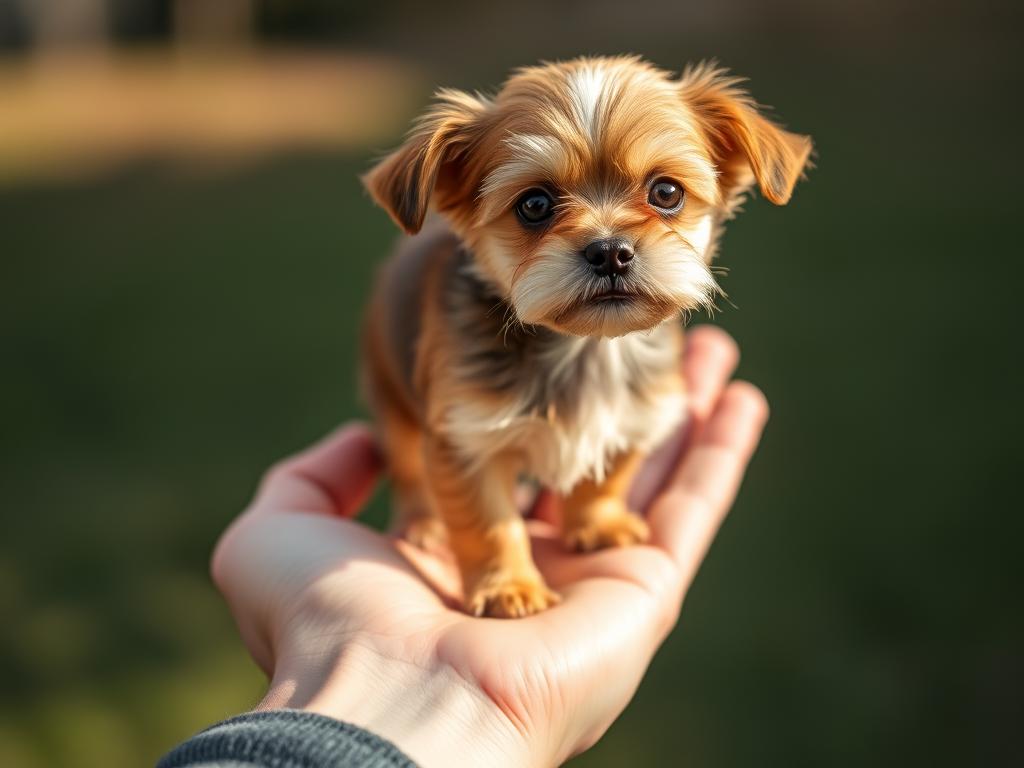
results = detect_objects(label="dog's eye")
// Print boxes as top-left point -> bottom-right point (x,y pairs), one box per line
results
648,178 -> 684,212
515,189 -> 555,224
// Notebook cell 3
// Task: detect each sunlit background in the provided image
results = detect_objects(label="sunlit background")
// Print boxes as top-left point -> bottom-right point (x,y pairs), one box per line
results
1,1 -> 1021,766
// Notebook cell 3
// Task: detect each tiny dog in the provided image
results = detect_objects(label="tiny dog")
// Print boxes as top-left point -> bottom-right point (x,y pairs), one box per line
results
360,56 -> 811,617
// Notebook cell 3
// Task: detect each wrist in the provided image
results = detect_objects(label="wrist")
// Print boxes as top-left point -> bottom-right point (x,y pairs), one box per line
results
259,638 -> 535,768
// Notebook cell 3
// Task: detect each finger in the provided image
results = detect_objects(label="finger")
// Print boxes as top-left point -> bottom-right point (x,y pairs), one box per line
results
530,489 -> 562,526
629,427 -> 686,513
648,381 -> 769,584
682,325 -> 740,421
514,481 -> 543,516
256,422 -> 383,518
628,326 -> 739,510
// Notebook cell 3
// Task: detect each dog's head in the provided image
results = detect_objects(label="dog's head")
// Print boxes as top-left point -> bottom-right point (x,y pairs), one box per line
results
364,56 -> 812,337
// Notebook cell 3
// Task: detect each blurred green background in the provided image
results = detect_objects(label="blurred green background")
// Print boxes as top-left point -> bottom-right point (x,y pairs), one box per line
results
1,1 -> 1021,766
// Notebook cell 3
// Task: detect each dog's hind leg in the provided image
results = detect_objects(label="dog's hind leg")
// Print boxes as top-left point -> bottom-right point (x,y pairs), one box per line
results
378,404 -> 448,550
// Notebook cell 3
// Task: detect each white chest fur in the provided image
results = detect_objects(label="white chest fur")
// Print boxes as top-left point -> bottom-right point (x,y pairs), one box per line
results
443,329 -> 685,493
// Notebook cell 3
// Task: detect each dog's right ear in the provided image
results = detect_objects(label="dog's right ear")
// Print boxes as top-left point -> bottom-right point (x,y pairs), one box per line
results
362,89 -> 491,235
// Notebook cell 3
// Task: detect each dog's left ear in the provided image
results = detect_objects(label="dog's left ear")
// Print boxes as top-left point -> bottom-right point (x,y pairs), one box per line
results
680,63 -> 812,206
362,89 -> 491,234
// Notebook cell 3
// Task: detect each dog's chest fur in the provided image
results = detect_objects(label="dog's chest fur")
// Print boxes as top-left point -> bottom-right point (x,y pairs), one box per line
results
435,253 -> 685,492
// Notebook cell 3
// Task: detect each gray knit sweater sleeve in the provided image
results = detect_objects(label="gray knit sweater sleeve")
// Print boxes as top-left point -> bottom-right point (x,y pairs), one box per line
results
158,709 -> 419,768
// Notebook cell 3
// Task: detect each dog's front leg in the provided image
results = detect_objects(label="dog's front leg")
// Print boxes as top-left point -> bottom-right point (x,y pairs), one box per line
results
562,449 -> 650,552
424,436 -> 559,618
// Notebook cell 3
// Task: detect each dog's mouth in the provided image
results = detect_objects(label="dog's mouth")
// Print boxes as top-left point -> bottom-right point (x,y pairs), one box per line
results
549,286 -> 677,335
558,286 -> 651,318
591,289 -> 636,303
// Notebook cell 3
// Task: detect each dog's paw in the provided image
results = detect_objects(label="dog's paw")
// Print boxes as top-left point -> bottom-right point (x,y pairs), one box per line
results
396,515 -> 448,551
467,574 -> 560,618
564,499 -> 650,552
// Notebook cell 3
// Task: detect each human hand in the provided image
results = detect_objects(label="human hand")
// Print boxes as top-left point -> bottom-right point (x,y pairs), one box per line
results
211,325 -> 768,768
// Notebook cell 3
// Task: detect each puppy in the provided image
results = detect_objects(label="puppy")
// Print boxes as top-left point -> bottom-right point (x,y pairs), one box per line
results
360,56 -> 811,618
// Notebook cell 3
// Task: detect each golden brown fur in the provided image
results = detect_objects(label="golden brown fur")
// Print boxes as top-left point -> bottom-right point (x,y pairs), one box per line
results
360,56 -> 811,617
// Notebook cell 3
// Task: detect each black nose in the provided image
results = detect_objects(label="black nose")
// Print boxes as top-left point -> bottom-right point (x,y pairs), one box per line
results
583,238 -> 634,277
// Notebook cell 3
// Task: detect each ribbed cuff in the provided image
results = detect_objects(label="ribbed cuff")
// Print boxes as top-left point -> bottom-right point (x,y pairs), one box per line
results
158,709 -> 418,768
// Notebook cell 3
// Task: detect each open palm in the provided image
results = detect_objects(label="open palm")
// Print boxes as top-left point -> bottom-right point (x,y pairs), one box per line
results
211,326 -> 767,768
